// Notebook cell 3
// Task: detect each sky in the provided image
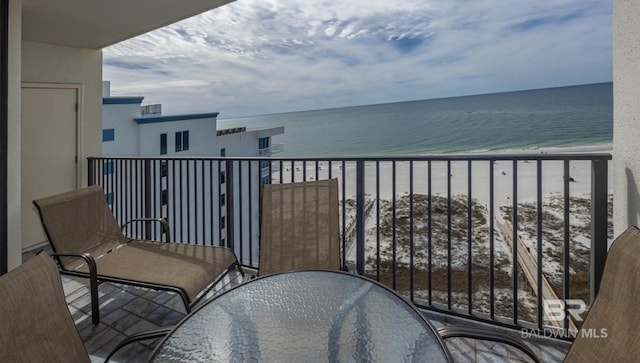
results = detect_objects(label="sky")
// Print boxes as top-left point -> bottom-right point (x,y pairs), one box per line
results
103,0 -> 612,119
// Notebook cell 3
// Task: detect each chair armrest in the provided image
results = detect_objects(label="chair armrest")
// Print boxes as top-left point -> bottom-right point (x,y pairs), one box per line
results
40,251 -> 101,325
44,251 -> 97,277
104,327 -> 174,362
121,218 -> 171,242
437,326 -> 540,363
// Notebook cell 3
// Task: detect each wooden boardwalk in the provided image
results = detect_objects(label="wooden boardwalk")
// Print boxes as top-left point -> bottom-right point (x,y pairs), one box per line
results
497,219 -> 578,331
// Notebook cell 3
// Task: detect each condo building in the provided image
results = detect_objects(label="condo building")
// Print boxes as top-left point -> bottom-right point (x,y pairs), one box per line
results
101,81 -> 284,259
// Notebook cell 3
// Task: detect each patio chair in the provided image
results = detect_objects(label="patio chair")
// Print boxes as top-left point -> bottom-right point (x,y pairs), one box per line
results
259,179 -> 341,276
33,185 -> 243,325
562,225 -> 640,362
438,225 -> 640,363
0,253 -> 168,362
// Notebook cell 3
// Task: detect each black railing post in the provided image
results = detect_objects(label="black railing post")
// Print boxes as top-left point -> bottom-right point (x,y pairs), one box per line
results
143,159 -> 152,239
356,160 -> 365,275
87,157 -> 95,186
591,159 -> 609,302
225,160 -> 235,251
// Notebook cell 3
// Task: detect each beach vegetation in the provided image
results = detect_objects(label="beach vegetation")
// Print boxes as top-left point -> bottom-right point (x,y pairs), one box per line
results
349,191 -> 613,326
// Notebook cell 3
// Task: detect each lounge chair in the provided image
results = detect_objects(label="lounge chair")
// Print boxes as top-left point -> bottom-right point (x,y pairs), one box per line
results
0,253 -> 167,362
438,226 -> 640,362
259,179 -> 341,275
33,185 -> 243,325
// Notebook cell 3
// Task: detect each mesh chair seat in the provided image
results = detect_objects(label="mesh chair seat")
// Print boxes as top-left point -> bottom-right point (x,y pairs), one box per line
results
259,179 -> 340,276
73,240 -> 239,302
0,254 -> 90,363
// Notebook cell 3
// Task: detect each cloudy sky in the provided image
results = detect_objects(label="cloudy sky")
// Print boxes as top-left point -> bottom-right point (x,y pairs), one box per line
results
103,0 -> 612,118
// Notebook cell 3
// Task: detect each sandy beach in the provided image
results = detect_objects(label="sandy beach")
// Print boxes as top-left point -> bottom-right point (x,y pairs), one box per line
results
272,144 -> 613,208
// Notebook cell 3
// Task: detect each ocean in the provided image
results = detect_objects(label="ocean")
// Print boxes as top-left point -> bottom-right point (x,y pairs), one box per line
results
218,82 -> 612,157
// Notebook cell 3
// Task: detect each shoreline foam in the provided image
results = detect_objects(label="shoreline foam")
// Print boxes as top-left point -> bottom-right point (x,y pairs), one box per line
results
447,143 -> 612,156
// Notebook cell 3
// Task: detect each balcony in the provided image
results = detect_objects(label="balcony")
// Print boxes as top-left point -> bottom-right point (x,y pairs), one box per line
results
81,153 -> 610,361
258,143 -> 285,156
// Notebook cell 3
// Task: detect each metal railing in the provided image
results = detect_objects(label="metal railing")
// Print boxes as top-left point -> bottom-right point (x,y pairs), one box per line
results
216,127 -> 246,136
88,153 -> 611,336
258,143 -> 285,156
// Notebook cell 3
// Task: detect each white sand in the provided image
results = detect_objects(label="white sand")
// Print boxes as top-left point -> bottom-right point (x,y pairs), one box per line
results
272,144 -> 613,208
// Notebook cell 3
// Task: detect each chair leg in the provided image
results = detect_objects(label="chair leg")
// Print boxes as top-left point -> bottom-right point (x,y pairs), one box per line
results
48,252 -> 101,324
83,254 -> 100,325
236,261 -> 246,278
89,273 -> 100,325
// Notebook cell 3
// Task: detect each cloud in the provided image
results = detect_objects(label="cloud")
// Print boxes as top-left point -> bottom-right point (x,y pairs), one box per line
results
103,0 -> 612,118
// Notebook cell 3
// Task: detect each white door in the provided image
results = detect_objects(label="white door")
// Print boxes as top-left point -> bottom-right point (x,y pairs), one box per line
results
21,85 -> 79,248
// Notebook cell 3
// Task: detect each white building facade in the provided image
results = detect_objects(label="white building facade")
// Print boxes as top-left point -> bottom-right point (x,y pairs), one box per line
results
102,82 -> 284,158
101,83 -> 283,263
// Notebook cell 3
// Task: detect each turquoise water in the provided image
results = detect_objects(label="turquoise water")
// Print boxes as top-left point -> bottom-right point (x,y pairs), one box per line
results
218,82 -> 613,157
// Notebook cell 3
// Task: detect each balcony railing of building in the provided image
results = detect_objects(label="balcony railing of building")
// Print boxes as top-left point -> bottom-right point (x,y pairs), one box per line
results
258,143 -> 285,156
88,153 -> 611,338
216,127 -> 246,136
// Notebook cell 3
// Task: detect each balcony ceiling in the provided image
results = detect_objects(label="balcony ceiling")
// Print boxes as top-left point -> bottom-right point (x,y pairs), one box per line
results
22,0 -> 234,49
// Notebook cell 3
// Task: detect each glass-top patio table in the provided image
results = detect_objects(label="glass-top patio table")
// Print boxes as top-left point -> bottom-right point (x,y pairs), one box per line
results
149,270 -> 452,362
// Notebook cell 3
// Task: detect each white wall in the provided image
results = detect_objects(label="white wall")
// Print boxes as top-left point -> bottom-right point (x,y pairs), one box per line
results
7,0 -> 22,270
138,117 -> 262,157
19,41 -> 102,252
218,132 -> 262,157
22,41 -> 103,187
103,103 -> 141,156
613,0 -> 640,236
138,117 -> 218,156
103,81 -> 111,97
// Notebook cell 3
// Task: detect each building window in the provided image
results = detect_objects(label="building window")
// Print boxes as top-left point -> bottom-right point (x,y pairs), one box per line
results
220,193 -> 226,207
183,131 -> 189,150
103,160 -> 114,175
220,171 -> 226,184
175,132 -> 181,152
175,130 -> 189,152
160,133 -> 167,155
220,148 -> 226,157
102,128 -> 115,142
220,216 -> 226,228
258,137 -> 269,150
